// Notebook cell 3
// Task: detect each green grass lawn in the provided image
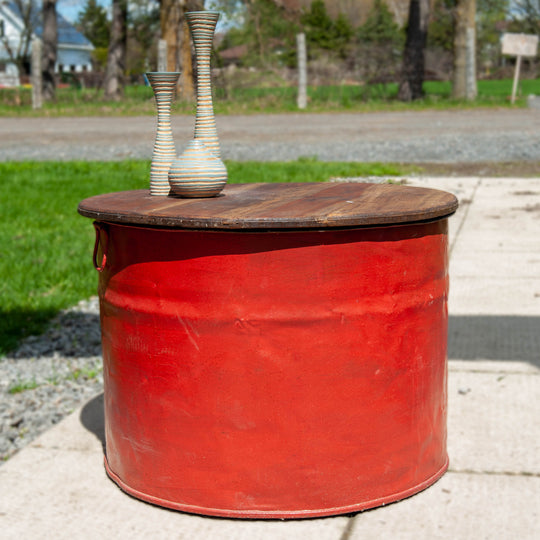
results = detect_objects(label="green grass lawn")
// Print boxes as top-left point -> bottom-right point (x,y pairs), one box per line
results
1,78 -> 538,116
0,159 -> 411,355
216,79 -> 540,112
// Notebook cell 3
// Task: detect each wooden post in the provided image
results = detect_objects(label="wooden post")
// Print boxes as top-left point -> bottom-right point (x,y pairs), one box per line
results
465,26 -> 477,100
296,33 -> 307,110
511,55 -> 522,105
158,39 -> 167,72
31,38 -> 43,110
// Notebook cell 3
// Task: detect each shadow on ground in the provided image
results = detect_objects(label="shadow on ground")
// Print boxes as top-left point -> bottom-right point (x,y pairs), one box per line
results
0,307 -> 59,356
80,393 -> 105,452
448,315 -> 540,367
5,311 -> 101,359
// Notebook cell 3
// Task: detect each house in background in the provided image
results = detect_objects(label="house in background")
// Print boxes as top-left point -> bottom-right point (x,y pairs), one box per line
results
0,1 -> 94,87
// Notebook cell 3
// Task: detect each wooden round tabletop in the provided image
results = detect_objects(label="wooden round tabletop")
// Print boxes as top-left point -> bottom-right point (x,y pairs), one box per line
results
78,183 -> 458,230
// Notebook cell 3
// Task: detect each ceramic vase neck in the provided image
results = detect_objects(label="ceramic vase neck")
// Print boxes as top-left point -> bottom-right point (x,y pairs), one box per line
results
186,11 -> 220,158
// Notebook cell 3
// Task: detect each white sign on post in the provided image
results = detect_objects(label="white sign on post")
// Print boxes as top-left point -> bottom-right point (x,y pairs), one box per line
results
502,33 -> 538,57
501,33 -> 539,104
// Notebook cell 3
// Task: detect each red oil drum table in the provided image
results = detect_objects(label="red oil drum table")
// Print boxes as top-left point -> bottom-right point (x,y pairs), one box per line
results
78,182 -> 458,519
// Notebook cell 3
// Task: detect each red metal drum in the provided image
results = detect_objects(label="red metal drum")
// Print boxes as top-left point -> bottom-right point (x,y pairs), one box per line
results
79,183 -> 457,519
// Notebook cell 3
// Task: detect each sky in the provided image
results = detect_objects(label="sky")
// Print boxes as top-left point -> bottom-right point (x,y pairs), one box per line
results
56,1 -> 234,31
57,0 -> 110,24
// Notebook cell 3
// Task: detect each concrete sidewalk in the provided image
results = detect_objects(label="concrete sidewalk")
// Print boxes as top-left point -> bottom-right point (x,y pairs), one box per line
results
1,177 -> 539,539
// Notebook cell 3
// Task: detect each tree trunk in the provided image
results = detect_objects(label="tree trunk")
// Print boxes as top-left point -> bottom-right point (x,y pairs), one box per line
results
179,0 -> 204,102
178,16 -> 195,100
42,0 -> 57,102
398,0 -> 429,101
161,0 -> 202,101
161,0 -> 182,74
452,0 -> 477,100
250,0 -> 265,66
104,0 -> 127,101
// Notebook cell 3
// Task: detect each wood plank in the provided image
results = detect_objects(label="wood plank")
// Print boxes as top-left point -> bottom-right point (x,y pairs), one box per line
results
78,183 -> 458,229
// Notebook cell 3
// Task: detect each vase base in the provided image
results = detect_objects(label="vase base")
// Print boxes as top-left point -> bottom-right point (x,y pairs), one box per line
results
169,185 -> 225,198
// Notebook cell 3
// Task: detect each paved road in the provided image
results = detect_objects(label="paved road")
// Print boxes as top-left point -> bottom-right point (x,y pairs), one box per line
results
1,109 -> 539,162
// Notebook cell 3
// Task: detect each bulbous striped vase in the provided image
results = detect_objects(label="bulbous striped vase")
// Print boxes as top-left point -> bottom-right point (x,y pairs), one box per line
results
147,71 -> 180,196
169,139 -> 227,198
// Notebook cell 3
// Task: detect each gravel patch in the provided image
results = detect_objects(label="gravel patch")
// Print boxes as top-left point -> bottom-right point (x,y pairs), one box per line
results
2,133 -> 540,163
1,111 -> 540,163
221,133 -> 540,163
0,297 -> 102,462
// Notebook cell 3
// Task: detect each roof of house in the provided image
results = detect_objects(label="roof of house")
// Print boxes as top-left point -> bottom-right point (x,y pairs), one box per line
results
4,1 -> 93,48
219,44 -> 248,61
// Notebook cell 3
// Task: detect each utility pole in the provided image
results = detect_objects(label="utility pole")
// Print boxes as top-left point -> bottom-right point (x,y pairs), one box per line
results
158,39 -> 167,72
31,38 -> 43,109
296,33 -> 307,110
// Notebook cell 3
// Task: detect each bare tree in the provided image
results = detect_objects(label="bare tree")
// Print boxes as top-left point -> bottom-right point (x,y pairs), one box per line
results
512,0 -> 540,34
42,0 -> 57,101
246,0 -> 266,65
0,0 -> 38,76
398,0 -> 430,101
104,0 -> 127,100
452,0 -> 477,100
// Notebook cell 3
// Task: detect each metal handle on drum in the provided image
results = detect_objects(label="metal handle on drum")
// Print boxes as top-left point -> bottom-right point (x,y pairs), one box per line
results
92,222 -> 108,272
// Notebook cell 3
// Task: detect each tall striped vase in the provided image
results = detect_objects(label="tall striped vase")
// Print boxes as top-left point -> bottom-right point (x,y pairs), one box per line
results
168,11 -> 227,198
147,71 -> 180,196
186,11 -> 221,158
